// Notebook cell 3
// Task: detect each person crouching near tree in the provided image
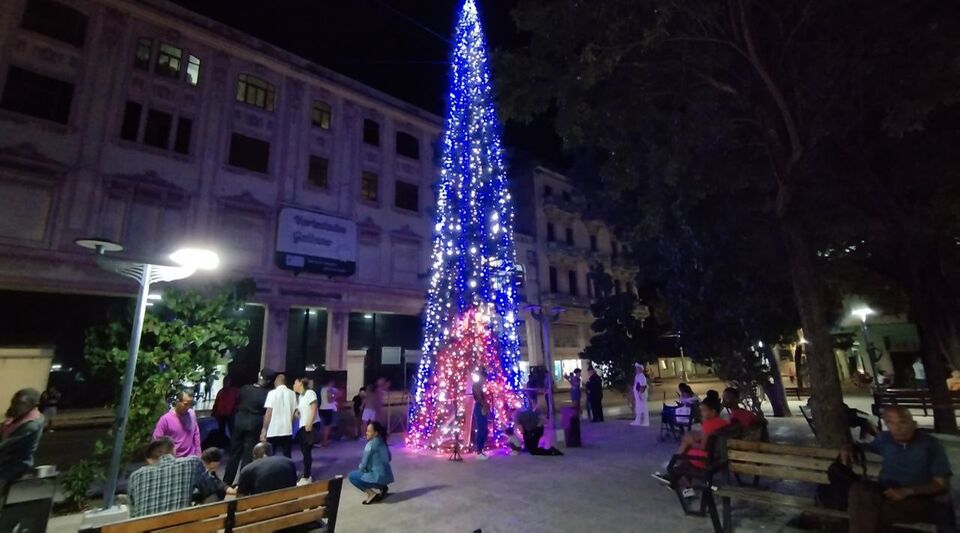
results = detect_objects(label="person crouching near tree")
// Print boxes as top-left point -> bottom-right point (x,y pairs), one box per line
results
348,421 -> 394,504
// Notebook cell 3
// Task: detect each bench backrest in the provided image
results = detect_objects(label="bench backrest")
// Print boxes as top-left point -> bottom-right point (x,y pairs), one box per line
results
725,440 -> 880,484
87,475 -> 343,533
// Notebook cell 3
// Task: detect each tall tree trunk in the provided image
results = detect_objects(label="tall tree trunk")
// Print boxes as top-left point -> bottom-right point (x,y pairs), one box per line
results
781,219 -> 849,447
905,254 -> 959,434
762,345 -> 792,417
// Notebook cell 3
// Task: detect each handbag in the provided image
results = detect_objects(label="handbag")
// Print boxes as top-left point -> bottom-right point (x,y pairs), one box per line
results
816,447 -> 866,510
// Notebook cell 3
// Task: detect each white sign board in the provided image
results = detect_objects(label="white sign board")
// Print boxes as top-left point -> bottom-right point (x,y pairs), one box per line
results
275,207 -> 357,276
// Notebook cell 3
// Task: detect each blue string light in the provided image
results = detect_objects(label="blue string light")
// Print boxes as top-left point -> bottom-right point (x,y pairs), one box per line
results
406,0 -> 526,450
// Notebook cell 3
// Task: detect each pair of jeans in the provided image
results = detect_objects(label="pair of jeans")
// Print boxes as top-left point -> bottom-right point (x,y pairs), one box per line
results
473,403 -> 489,452
268,435 -> 292,458
348,470 -> 385,492
296,428 -> 314,479
225,424 -> 259,484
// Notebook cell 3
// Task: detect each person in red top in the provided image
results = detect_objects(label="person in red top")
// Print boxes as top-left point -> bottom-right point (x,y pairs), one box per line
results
680,396 -> 729,468
722,387 -> 760,429
653,396 -> 729,498
212,376 -> 239,438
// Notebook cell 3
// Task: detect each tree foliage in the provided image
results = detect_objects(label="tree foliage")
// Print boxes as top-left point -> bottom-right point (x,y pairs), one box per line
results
85,281 -> 253,459
581,266 -> 660,390
498,0 -> 960,440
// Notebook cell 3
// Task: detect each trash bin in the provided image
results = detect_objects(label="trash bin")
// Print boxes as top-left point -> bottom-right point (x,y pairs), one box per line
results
0,466 -> 58,533
561,406 -> 581,447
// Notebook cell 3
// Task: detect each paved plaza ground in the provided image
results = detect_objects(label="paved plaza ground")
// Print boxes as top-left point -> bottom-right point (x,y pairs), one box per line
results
40,388 -> 960,532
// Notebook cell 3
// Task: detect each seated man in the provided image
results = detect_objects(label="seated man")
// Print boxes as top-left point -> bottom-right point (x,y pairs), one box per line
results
511,401 -> 562,456
128,437 -> 203,517
194,447 -> 236,504
236,442 -> 297,496
0,389 -> 45,504
843,406 -> 952,533
721,387 -> 759,428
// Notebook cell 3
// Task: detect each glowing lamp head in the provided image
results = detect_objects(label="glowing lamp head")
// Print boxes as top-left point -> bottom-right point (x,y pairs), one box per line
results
170,248 -> 219,270
851,306 -> 875,323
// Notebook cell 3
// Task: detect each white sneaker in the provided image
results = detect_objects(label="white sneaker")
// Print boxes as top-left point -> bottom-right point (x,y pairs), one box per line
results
297,477 -> 312,486
476,453 -> 489,461
681,488 -> 697,499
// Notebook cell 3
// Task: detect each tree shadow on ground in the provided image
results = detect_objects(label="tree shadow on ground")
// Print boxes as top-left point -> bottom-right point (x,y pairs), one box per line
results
382,485 -> 449,503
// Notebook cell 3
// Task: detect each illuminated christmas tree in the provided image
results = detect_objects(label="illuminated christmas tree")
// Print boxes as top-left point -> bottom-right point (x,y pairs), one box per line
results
406,0 -> 526,451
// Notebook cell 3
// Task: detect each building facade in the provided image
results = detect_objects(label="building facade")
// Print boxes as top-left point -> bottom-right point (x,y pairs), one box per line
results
513,167 -> 639,384
0,0 -> 635,396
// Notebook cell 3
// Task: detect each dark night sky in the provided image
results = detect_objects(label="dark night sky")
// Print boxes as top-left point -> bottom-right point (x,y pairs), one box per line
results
171,0 -> 565,167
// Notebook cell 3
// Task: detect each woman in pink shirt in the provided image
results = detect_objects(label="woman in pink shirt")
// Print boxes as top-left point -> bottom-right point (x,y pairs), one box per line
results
152,390 -> 201,457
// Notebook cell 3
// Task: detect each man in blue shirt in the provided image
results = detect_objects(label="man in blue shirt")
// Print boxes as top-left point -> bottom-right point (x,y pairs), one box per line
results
842,406 -> 952,532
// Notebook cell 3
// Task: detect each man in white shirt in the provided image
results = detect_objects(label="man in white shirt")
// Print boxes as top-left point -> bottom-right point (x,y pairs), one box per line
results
913,358 -> 927,389
318,377 -> 337,447
261,373 -> 296,458
293,377 -> 317,485
630,363 -> 649,427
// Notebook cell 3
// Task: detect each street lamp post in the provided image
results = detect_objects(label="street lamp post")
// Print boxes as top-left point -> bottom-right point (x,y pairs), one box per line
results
525,303 -> 566,447
851,306 -> 879,386
662,332 -> 689,381
76,239 -> 218,514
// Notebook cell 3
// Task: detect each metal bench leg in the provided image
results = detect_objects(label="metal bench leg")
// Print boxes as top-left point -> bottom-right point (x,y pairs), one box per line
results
722,496 -> 732,532
704,489 -> 722,532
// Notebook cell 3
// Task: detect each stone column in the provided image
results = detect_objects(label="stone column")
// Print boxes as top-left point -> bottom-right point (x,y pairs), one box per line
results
262,302 -> 290,371
324,309 -> 349,371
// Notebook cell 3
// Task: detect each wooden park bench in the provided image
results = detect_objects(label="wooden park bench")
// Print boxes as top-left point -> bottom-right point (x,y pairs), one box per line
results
80,476 -> 343,533
872,389 -> 960,429
708,440 -> 951,532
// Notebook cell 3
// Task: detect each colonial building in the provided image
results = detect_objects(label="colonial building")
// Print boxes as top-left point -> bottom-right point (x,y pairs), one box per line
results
513,166 -> 639,384
0,0 -> 635,397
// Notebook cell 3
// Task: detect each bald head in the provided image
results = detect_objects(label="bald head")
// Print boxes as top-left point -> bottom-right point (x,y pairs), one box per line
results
252,442 -> 272,460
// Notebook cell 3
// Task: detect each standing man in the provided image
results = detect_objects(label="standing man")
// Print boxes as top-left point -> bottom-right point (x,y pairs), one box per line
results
565,369 -> 582,418
586,366 -> 604,422
261,372 -> 296,457
224,368 -> 273,484
152,390 -> 201,458
913,358 -> 927,389
630,363 -> 649,427
211,376 -> 239,438
293,377 -> 317,485
317,376 -> 336,447
473,368 -> 490,460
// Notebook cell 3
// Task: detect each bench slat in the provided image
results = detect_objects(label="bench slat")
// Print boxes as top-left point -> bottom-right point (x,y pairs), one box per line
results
154,516 -> 225,533
232,507 -> 326,533
100,501 -> 230,533
729,462 -> 829,484
233,493 -> 328,527
728,439 -> 837,460
235,479 -> 331,511
714,486 -> 848,518
728,450 -> 835,471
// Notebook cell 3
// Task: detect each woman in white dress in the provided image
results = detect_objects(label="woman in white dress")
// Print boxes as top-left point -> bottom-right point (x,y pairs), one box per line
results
630,363 -> 649,426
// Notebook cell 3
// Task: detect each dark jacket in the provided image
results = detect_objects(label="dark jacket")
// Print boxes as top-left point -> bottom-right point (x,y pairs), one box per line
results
0,415 -> 45,482
586,374 -> 603,398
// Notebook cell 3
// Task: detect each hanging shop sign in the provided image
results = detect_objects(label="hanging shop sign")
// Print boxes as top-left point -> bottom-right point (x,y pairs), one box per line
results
275,207 -> 357,276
